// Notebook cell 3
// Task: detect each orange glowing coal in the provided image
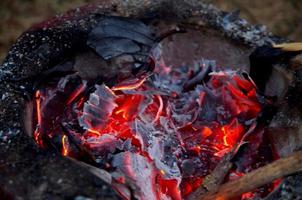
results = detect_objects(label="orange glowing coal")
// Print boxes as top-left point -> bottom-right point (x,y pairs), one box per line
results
61,135 -> 69,156
33,59 -> 276,200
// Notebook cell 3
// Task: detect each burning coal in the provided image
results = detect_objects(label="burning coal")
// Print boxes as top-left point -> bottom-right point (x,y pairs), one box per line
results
33,52 -> 276,199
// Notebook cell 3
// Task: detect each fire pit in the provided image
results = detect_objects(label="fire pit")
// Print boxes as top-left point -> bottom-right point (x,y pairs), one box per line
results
1,1 -> 302,200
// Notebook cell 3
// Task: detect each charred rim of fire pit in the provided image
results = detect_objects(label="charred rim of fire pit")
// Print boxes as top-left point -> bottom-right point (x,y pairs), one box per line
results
24,18 -> 284,199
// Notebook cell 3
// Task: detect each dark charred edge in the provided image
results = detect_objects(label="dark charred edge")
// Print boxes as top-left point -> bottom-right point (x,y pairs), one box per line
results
0,1 -> 295,200
115,0 -> 286,45
249,45 -> 301,93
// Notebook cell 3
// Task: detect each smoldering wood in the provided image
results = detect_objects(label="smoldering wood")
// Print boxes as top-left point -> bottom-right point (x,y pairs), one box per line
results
194,150 -> 302,200
189,123 -> 258,200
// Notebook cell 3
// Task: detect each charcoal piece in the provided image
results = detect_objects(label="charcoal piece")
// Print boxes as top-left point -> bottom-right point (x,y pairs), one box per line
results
111,152 -> 158,200
91,38 -> 141,60
89,25 -> 154,46
249,45 -> 300,92
85,134 -> 123,157
79,84 -> 117,130
133,119 -> 153,150
183,60 -> 214,91
87,17 -> 155,60
147,136 -> 182,179
95,17 -> 154,38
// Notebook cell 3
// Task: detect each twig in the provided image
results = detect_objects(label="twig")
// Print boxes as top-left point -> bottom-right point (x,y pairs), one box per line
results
192,150 -> 302,200
188,153 -> 233,200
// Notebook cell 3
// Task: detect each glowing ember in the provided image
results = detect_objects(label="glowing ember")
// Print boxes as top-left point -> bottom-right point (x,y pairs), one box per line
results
111,76 -> 148,91
61,135 -> 69,156
34,90 -> 43,147
33,57 -> 276,199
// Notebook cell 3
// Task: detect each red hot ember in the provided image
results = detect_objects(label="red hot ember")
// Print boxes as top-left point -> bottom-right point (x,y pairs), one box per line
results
33,57 -> 276,199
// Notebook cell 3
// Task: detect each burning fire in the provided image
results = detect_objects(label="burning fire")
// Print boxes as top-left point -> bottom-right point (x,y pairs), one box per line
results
33,58 -> 276,199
